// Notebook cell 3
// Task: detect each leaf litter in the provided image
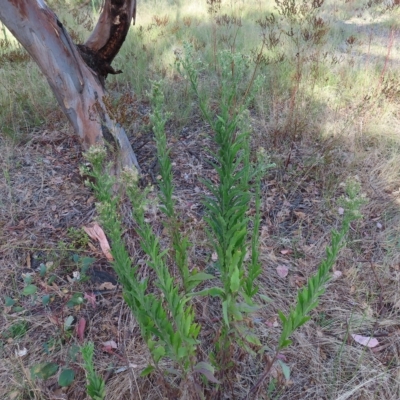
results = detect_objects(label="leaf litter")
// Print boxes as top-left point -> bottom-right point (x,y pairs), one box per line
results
0,98 -> 400,399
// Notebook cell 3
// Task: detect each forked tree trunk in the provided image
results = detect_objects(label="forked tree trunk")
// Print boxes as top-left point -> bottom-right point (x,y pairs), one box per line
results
0,0 -> 140,172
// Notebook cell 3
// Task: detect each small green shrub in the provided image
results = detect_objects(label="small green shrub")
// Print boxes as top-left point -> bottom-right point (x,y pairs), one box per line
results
81,342 -> 106,400
82,47 -> 365,396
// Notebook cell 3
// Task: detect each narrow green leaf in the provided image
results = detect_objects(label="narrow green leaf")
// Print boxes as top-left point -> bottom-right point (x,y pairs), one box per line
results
244,333 -> 261,346
233,311 -> 244,323
165,368 -> 182,377
236,302 -> 260,313
278,360 -> 291,380
279,339 -> 292,349
295,316 -> 311,329
222,300 -> 229,327
278,310 -> 287,324
64,316 -> 74,330
187,287 -> 225,298
187,272 -> 216,282
259,294 -> 272,303
140,365 -> 155,377
39,264 -> 47,277
194,362 -> 221,384
230,266 -> 240,293
178,346 -> 188,359
152,346 -> 165,363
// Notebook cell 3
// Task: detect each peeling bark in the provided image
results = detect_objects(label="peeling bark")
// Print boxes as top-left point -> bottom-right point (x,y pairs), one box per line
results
0,0 -> 140,172
79,0 -> 136,85
85,0 -> 136,60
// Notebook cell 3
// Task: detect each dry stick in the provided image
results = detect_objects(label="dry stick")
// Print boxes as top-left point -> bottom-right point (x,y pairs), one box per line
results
376,27 -> 395,92
284,140 -> 294,170
369,262 -> 384,316
285,69 -> 301,141
239,35 -> 267,111
365,29 -> 373,68
245,353 -> 279,399
230,23 -> 241,54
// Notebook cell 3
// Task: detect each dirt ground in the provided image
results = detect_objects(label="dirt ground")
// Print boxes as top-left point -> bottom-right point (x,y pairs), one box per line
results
1,90 -> 400,399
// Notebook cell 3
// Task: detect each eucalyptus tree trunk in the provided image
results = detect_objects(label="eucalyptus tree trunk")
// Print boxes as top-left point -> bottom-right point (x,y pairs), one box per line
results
0,0 -> 140,172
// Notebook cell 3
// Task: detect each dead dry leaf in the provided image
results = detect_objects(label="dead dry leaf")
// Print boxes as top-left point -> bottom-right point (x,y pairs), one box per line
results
103,340 -> 117,348
98,282 -> 117,291
276,265 -> 289,278
351,334 -> 379,348
76,317 -> 86,342
294,211 -> 306,219
280,249 -> 292,255
8,391 -> 20,400
333,270 -> 342,279
15,347 -> 28,357
276,353 -> 287,361
265,317 -> 279,328
83,223 -> 113,260
84,292 -> 97,308
115,363 -> 139,374
48,315 -> 59,325
393,299 -> 400,309
102,340 -> 118,353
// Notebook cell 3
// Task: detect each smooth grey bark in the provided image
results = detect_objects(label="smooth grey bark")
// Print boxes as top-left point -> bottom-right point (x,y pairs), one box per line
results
0,0 -> 140,171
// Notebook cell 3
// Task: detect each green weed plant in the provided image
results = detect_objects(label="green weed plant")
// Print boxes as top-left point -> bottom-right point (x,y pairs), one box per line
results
82,47 -> 365,396
81,342 -> 106,400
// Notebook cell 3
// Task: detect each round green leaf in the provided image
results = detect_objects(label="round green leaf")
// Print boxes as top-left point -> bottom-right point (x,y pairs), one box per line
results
42,295 -> 50,305
67,293 -> 83,308
31,362 -> 59,380
5,296 -> 16,306
58,368 -> 75,387
23,285 -> 37,296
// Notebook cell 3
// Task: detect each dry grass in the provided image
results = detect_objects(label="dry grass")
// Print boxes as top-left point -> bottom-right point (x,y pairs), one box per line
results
1,0 -> 400,399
